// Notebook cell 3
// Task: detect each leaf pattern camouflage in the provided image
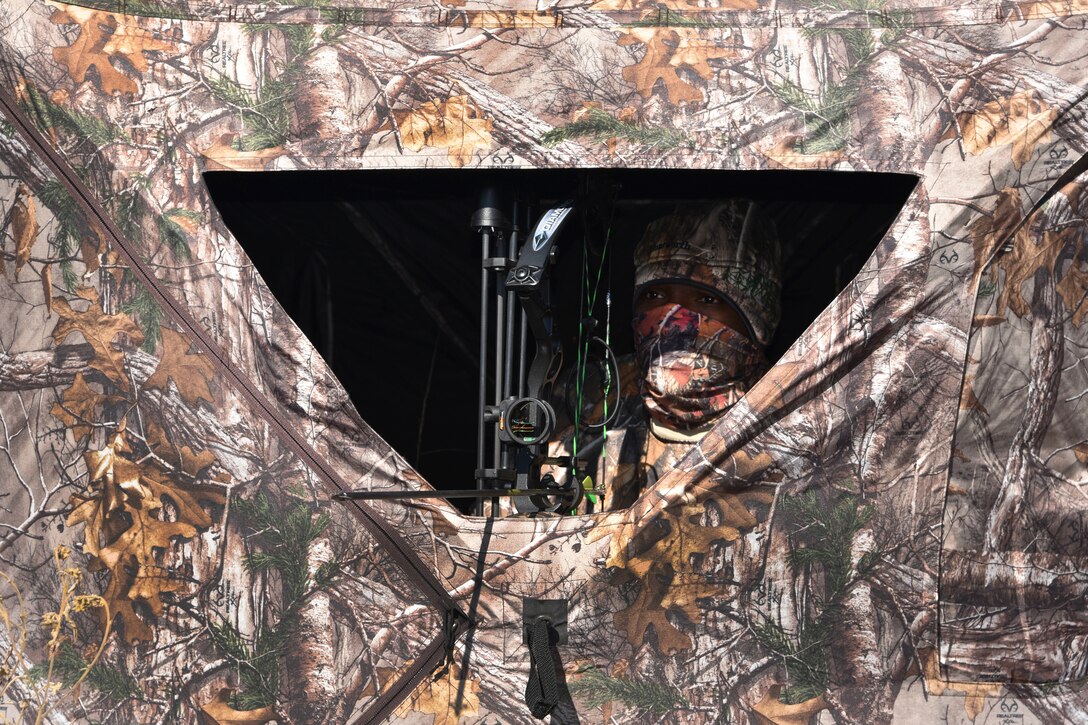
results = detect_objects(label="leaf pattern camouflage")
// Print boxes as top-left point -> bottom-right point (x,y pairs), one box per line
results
0,0 -> 1086,723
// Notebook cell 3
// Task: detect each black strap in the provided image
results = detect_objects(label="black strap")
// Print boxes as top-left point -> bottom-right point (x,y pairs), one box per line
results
524,617 -> 559,719
432,608 -> 460,682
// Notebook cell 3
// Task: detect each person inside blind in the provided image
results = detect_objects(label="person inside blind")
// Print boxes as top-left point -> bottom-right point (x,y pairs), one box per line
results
551,201 -> 781,511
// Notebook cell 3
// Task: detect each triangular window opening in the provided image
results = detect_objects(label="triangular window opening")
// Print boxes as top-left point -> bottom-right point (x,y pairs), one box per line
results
206,169 -> 916,514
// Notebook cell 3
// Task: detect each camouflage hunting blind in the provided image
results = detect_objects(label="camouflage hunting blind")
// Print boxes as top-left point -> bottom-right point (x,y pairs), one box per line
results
0,0 -> 1087,723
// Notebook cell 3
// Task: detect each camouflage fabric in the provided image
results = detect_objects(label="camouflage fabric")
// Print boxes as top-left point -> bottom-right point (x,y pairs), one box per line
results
633,201 -> 782,345
0,1 -> 1086,724
634,303 -> 769,429
549,355 -> 702,512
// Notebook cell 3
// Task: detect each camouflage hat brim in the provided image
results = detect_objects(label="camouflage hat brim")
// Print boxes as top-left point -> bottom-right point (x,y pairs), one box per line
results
632,274 -> 757,342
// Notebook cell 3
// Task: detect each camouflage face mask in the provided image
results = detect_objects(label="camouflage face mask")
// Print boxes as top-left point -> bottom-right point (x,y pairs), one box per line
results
633,304 -> 767,431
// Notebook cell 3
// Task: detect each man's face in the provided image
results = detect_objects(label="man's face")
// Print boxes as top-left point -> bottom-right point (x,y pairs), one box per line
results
634,282 -> 750,340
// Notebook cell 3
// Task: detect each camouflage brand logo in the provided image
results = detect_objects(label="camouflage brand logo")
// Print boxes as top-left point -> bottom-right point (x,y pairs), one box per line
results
652,241 -> 692,251
984,697 -> 1033,725
1045,144 -> 1073,174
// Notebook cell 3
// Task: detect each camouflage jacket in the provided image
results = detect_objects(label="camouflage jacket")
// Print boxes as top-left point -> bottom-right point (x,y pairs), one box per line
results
550,355 -> 707,512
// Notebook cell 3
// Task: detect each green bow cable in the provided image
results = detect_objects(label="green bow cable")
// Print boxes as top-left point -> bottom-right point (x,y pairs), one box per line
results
572,214 -> 614,509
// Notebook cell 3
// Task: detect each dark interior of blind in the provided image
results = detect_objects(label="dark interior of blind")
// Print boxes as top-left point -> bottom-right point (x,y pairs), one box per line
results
206,169 -> 917,511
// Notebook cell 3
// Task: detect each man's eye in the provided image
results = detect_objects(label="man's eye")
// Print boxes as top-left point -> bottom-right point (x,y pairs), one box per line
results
699,295 -> 720,304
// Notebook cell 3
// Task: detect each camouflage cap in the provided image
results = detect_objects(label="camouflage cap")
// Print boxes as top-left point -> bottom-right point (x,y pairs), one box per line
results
633,201 -> 782,346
